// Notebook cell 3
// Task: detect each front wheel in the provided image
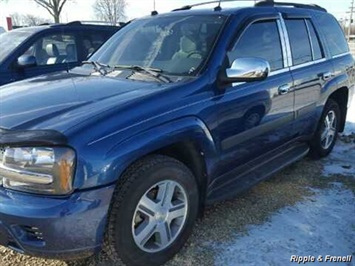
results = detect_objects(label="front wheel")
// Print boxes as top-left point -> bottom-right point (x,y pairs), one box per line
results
103,155 -> 199,266
310,99 -> 341,158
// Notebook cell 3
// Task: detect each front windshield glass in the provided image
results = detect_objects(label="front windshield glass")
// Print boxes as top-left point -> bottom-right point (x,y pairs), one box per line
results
0,30 -> 34,63
90,15 -> 226,75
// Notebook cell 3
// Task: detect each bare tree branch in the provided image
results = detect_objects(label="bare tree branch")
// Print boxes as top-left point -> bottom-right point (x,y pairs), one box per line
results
5,0 -> 72,24
9,12 -> 51,26
9,13 -> 23,26
33,0 -> 72,23
34,1 -> 55,17
93,0 -> 127,26
58,0 -> 68,14
23,14 -> 51,26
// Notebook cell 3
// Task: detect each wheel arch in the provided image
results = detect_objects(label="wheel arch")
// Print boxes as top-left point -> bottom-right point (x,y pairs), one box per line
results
155,140 -> 208,216
328,87 -> 349,132
105,116 -> 218,214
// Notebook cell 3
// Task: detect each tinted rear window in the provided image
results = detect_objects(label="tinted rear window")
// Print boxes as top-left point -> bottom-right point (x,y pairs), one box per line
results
318,14 -> 349,56
285,19 -> 312,65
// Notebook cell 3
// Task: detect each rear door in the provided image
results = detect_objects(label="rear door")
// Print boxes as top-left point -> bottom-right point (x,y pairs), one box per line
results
283,15 -> 333,137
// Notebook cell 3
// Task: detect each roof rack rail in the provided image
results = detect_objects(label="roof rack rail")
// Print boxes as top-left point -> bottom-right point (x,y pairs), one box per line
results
65,21 -> 124,26
66,21 -> 82,26
172,0 -> 254,11
255,0 -> 327,12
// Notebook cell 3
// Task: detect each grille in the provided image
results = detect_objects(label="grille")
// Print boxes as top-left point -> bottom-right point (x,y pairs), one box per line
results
21,226 -> 44,241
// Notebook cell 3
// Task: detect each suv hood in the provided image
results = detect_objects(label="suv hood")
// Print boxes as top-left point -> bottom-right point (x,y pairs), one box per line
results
0,71 -> 165,131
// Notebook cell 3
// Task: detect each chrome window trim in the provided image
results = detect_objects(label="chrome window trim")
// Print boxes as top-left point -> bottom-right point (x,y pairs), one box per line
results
290,58 -> 326,71
269,68 -> 290,76
332,52 -> 351,59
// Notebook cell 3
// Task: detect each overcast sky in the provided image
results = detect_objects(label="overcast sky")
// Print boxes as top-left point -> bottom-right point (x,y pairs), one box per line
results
0,0 -> 352,29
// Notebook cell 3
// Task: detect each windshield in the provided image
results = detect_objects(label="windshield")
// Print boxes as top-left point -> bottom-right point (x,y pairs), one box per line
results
0,30 -> 34,63
90,15 -> 226,76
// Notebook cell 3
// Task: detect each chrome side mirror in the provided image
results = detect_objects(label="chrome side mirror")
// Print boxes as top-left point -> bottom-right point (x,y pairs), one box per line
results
17,55 -> 37,68
225,57 -> 270,83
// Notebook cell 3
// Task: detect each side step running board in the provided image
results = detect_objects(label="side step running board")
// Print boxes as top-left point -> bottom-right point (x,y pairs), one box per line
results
207,143 -> 310,204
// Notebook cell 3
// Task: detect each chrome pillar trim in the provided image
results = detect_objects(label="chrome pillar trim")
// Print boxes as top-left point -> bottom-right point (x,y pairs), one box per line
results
277,19 -> 288,68
278,13 -> 293,67
304,19 -> 316,61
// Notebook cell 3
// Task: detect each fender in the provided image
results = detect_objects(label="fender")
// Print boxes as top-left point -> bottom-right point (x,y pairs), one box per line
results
79,116 -> 219,189
319,73 -> 345,106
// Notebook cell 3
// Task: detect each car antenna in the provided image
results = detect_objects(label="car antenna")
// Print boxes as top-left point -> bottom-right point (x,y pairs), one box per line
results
214,0 -> 222,11
151,0 -> 158,15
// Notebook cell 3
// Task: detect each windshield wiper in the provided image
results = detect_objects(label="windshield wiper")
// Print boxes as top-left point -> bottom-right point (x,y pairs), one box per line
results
112,65 -> 171,83
82,61 -> 110,76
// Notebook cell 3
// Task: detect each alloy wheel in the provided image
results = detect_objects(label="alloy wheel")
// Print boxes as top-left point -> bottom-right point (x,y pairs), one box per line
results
321,110 -> 337,149
132,180 -> 188,253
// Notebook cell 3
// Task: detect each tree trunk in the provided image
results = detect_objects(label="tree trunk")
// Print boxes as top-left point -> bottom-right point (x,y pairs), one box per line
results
54,11 -> 60,23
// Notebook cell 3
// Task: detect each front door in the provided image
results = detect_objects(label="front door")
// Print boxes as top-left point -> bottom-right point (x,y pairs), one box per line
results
215,18 -> 295,178
11,31 -> 80,82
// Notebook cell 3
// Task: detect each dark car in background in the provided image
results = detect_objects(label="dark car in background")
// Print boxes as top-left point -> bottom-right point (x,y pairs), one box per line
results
0,22 -> 120,85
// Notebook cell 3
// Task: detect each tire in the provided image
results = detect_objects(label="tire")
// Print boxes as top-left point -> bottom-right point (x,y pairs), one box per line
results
310,98 -> 341,158
102,155 -> 199,266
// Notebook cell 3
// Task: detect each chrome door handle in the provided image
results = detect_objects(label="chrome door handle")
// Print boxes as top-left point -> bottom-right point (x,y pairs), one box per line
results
278,84 -> 290,95
322,72 -> 333,80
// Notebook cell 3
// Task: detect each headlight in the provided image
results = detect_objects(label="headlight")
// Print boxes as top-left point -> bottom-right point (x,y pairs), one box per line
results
0,147 -> 75,195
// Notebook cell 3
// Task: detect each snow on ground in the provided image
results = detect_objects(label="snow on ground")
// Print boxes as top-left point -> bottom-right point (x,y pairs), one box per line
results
214,186 -> 355,266
323,101 -> 355,177
214,101 -> 355,266
344,98 -> 355,135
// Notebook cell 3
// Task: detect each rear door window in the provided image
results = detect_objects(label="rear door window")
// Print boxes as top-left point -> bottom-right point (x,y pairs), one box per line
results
305,19 -> 323,60
81,32 -> 109,59
285,19 -> 312,66
229,20 -> 284,71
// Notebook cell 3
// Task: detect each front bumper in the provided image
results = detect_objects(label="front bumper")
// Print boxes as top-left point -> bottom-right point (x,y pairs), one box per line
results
0,184 -> 115,260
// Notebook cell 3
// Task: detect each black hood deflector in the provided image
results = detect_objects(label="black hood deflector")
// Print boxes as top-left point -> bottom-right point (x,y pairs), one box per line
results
0,128 -> 67,146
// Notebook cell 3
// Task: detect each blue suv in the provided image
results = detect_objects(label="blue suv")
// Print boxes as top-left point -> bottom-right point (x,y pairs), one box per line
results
0,1 -> 354,265
0,22 -> 120,86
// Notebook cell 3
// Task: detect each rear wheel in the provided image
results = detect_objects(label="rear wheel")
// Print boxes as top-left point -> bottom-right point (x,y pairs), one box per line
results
310,99 -> 341,158
103,155 -> 199,266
